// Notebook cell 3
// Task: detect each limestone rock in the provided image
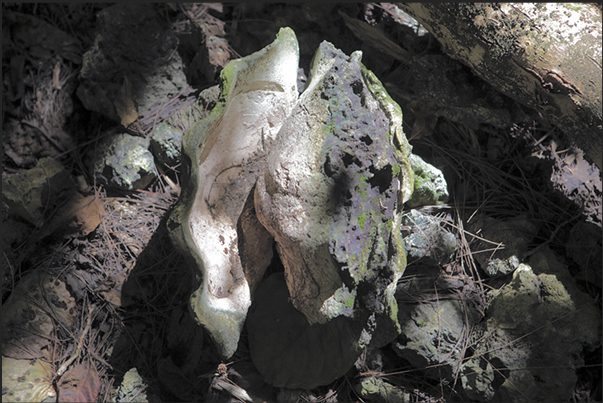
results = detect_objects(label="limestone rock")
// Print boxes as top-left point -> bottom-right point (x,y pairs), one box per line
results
254,40 -> 413,336
460,259 -> 600,402
90,133 -> 156,191
406,153 -> 449,208
355,377 -> 411,403
149,122 -> 183,167
113,367 -> 159,403
167,28 -> 299,358
401,209 -> 457,265
77,4 -> 188,124
248,36 -> 413,389
393,299 -> 470,380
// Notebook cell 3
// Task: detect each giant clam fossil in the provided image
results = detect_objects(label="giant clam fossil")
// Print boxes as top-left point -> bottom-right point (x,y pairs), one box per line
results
168,27 -> 413,388
167,28 -> 299,358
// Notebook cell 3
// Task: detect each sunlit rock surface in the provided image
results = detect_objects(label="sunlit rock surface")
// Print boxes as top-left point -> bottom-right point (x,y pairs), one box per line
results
167,28 -> 299,358
249,39 -> 413,388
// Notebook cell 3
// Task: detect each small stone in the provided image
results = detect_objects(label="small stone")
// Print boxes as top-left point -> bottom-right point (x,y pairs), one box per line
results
113,368 -> 152,403
485,255 -> 520,277
402,209 -> 457,265
149,122 -> 183,167
90,133 -> 156,191
355,377 -> 411,403
406,153 -> 449,208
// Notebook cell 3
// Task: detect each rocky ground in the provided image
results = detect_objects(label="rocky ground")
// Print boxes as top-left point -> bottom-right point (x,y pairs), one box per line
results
2,3 -> 601,403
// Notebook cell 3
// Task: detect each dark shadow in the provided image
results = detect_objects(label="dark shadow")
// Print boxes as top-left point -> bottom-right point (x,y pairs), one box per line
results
109,210 -> 221,402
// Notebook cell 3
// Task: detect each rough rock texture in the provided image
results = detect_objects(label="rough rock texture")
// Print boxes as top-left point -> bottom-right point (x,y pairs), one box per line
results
149,122 -> 183,167
248,38 -> 413,389
77,4 -> 188,124
113,368 -> 153,403
355,377 -> 411,403
254,40 -> 413,334
460,257 -> 600,402
167,28 -> 299,358
90,133 -> 156,191
406,153 -> 449,208
393,299 -> 471,380
401,209 -> 457,265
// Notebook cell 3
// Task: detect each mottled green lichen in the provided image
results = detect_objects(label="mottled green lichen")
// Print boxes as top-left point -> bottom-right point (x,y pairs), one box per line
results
360,63 -> 414,204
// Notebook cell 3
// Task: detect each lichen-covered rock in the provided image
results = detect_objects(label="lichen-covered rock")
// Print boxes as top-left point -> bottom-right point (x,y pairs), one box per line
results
250,38 -> 413,388
355,377 -> 411,403
91,133 -> 156,190
406,153 -> 449,208
460,259 -> 601,402
77,4 -> 187,124
113,367 -> 157,403
167,28 -> 299,358
149,122 -> 183,167
484,255 -> 520,277
255,39 -> 413,330
2,157 -> 74,227
401,209 -> 457,265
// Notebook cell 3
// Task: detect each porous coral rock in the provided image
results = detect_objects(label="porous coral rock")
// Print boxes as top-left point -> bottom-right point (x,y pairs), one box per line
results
249,37 -> 413,388
255,40 -> 412,334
